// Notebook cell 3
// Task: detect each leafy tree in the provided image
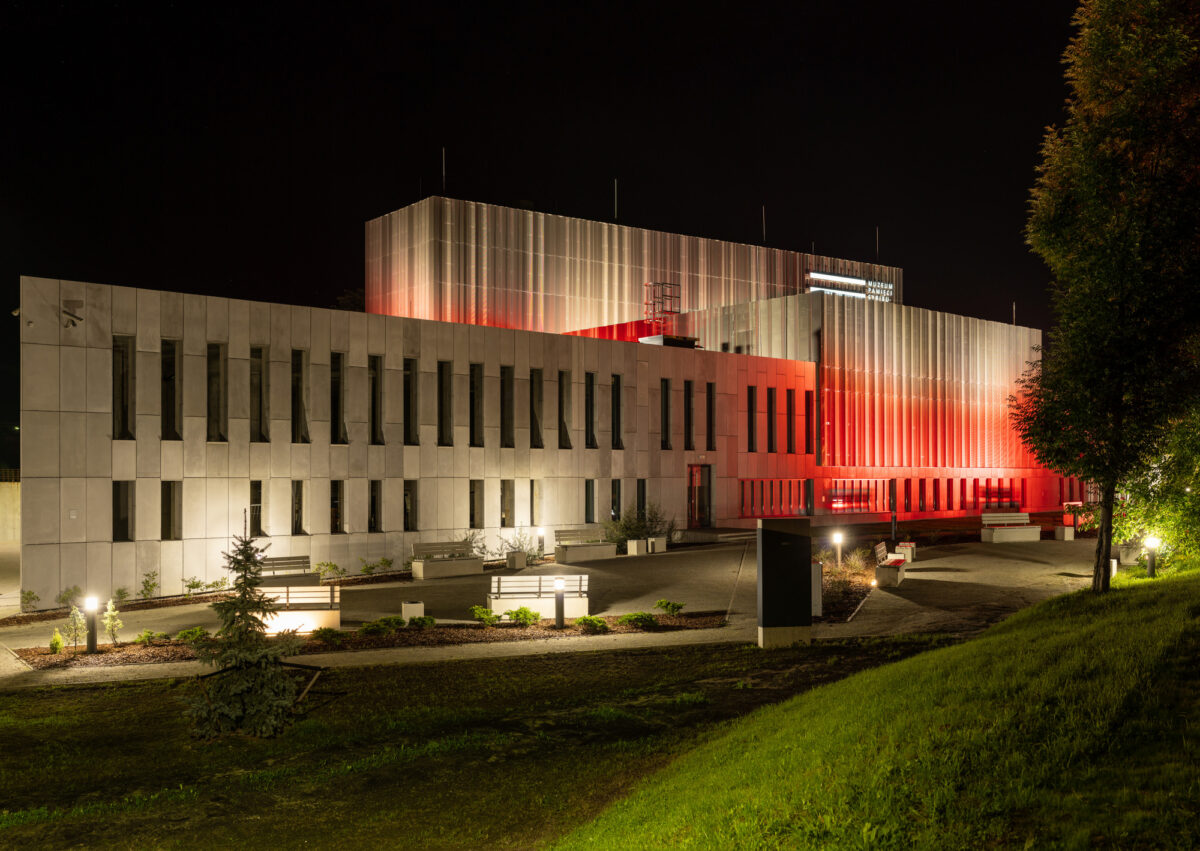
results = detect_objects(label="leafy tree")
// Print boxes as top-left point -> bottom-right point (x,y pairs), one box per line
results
102,599 -> 123,646
63,605 -> 87,651
1014,0 -> 1200,591
188,536 -> 303,737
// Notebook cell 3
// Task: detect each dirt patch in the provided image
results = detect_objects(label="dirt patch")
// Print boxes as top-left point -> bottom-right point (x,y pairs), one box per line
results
13,611 -> 727,670
0,593 -> 233,628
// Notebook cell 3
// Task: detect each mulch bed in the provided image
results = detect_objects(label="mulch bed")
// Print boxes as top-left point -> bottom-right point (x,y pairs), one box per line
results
0,593 -> 233,628
816,576 -> 876,623
13,612 -> 728,671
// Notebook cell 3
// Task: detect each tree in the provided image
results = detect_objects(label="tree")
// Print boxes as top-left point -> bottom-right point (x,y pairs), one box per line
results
188,536 -> 303,737
102,599 -> 123,646
63,605 -> 87,651
1015,0 -> 1200,591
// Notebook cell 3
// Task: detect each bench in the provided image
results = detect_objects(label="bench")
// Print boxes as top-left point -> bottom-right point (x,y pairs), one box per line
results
874,542 -> 906,587
487,575 -> 590,620
980,512 -> 1041,543
262,555 -> 312,576
554,528 -> 618,565
411,541 -> 484,581
261,572 -> 341,633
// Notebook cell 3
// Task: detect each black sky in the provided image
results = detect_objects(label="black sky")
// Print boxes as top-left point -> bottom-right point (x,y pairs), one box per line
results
1,0 -> 1080,457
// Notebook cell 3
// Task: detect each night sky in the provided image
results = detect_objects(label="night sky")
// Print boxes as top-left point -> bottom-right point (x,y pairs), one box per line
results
2,0 -> 1080,464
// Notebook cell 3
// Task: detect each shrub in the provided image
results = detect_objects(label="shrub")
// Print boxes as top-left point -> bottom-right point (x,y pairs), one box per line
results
315,561 -> 346,581
139,570 -> 160,599
175,627 -> 210,644
134,629 -> 172,645
378,615 -> 407,631
358,557 -> 377,576
63,605 -> 88,650
183,576 -> 206,597
576,615 -> 610,634
654,599 -> 685,617
55,585 -> 82,609
843,547 -> 872,574
505,606 -> 541,627
470,605 -> 500,627
49,629 -> 64,654
20,589 -> 39,613
378,557 -> 394,572
206,577 -> 229,592
617,611 -> 659,630
497,530 -> 540,561
407,615 -> 436,629
358,619 -> 394,637
102,599 -> 123,646
112,587 -> 131,605
813,546 -> 836,566
310,627 -> 345,645
603,503 -> 676,553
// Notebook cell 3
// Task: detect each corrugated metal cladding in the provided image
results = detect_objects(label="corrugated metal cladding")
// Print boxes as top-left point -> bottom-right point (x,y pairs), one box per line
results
365,197 -> 903,334
818,295 -> 1042,470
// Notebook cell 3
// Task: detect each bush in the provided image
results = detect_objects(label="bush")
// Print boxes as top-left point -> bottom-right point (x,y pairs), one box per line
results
55,585 -> 82,609
315,561 -> 346,581
183,576 -> 206,597
134,629 -> 172,645
20,590 -> 39,613
358,558 -> 376,575
505,606 -> 541,627
843,547 -> 872,574
603,503 -> 676,553
497,530 -> 540,561
654,599 -> 685,617
378,615 -> 407,631
408,615 -> 436,629
175,627 -> 210,644
206,577 -> 229,592
49,629 -> 64,654
813,546 -> 836,565
310,627 -> 345,645
470,605 -> 500,627
139,570 -> 160,600
358,619 -> 395,637
112,587 -> 131,605
576,615 -> 610,634
617,611 -> 659,630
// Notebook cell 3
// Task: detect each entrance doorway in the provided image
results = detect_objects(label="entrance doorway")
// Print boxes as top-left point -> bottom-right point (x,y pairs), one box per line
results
687,464 -> 712,528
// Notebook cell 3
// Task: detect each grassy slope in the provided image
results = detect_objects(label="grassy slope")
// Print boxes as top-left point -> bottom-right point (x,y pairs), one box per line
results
557,568 -> 1200,849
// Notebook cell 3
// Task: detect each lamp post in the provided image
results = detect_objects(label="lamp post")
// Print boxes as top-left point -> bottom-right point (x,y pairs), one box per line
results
1145,536 -> 1161,578
537,527 -> 545,558
84,596 -> 98,653
553,577 -> 565,629
832,531 -> 844,571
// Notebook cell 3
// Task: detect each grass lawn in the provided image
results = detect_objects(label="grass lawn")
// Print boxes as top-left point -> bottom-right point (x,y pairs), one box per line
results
556,562 -> 1200,849
0,636 -> 946,848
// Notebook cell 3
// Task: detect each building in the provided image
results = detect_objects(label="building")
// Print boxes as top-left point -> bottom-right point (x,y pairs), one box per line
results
18,198 -> 1074,602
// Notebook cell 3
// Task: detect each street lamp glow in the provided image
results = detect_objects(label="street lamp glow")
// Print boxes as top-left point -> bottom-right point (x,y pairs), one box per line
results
832,531 -> 844,545
1145,536 -> 1161,550
83,596 -> 98,612
553,577 -> 565,592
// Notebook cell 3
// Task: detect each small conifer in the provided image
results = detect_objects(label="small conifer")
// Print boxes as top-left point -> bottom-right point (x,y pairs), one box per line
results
102,599 -> 124,646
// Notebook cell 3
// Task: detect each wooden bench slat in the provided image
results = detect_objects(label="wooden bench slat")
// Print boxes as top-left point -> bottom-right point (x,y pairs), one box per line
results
554,529 -> 604,545
981,513 -> 1033,527
490,575 -> 589,596
413,542 -> 474,560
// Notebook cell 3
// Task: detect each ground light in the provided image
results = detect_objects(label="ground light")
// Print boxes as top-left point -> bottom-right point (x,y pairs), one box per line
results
1145,536 -> 1161,578
553,577 -> 565,628
84,596 -> 98,653
832,531 -> 844,570
537,527 -> 545,556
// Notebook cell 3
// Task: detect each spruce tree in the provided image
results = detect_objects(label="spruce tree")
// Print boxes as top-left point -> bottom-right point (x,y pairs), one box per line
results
102,598 -> 123,646
189,535 -> 303,737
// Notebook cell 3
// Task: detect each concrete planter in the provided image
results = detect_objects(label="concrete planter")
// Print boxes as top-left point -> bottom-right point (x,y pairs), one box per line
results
411,557 -> 483,581
505,551 -> 527,570
401,601 -> 425,620
1054,525 -> 1075,541
648,536 -> 668,553
627,539 -> 650,556
555,543 -> 618,564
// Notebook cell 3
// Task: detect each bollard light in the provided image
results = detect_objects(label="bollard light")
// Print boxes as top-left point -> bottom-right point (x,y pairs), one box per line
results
832,531 -> 844,571
553,576 -> 565,629
84,596 -> 99,653
1145,535 -> 1161,578
537,527 -> 546,557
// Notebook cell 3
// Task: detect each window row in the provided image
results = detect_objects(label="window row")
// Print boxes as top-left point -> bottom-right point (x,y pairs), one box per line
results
744,385 -> 814,454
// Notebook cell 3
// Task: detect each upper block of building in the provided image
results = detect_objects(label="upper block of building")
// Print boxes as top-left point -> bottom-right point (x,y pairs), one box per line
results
365,197 -> 903,334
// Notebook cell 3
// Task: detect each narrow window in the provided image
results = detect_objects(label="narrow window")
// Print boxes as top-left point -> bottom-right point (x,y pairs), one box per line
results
786,388 -> 796,454
919,478 -> 927,512
636,479 -> 647,519
291,350 -> 310,444
292,480 -> 306,534
585,479 -> 596,524
706,382 -> 716,451
500,479 -> 514,528
611,479 -> 622,521
683,380 -> 694,450
529,368 -> 544,449
403,358 -> 419,445
437,360 -> 453,446
469,479 -> 483,529
206,343 -> 228,442
403,479 -> 418,530
747,385 -> 757,452
766,387 -> 777,453
804,390 -> 814,454
160,481 -> 181,541
933,478 -> 941,511
469,362 -> 484,447
368,355 -> 384,445
250,480 -> 266,536
113,480 -> 135,541
721,342 -> 730,352
249,346 -> 268,442
369,480 -> 382,532
530,478 -> 541,526
161,340 -> 181,441
500,365 -> 514,448
330,351 -> 347,444
331,480 -> 344,533
585,371 -> 597,448
904,479 -> 912,513
660,378 -> 671,450
557,370 -> 572,449
112,335 -> 135,440
611,373 -> 624,450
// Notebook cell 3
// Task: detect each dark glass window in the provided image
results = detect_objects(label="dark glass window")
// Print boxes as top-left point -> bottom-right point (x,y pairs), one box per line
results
403,358 -> 419,445
404,479 -> 418,530
611,374 -> 624,450
437,360 -> 453,446
469,362 -> 484,447
291,350 -> 310,444
161,481 -> 181,541
469,480 -> 483,529
786,388 -> 795,454
557,370 -> 572,449
369,480 -> 382,533
660,378 -> 671,450
292,480 -> 305,534
113,481 -> 134,541
747,385 -> 757,452
585,372 -> 597,448
250,346 -> 268,442
530,368 -> 544,449
206,343 -> 227,442
369,355 -> 384,445
500,365 -> 514,448
250,480 -> 266,537
161,340 -> 181,441
706,382 -> 716,451
683,380 -> 694,450
330,351 -> 347,444
766,387 -> 777,453
331,480 -> 345,533
112,336 -> 135,440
